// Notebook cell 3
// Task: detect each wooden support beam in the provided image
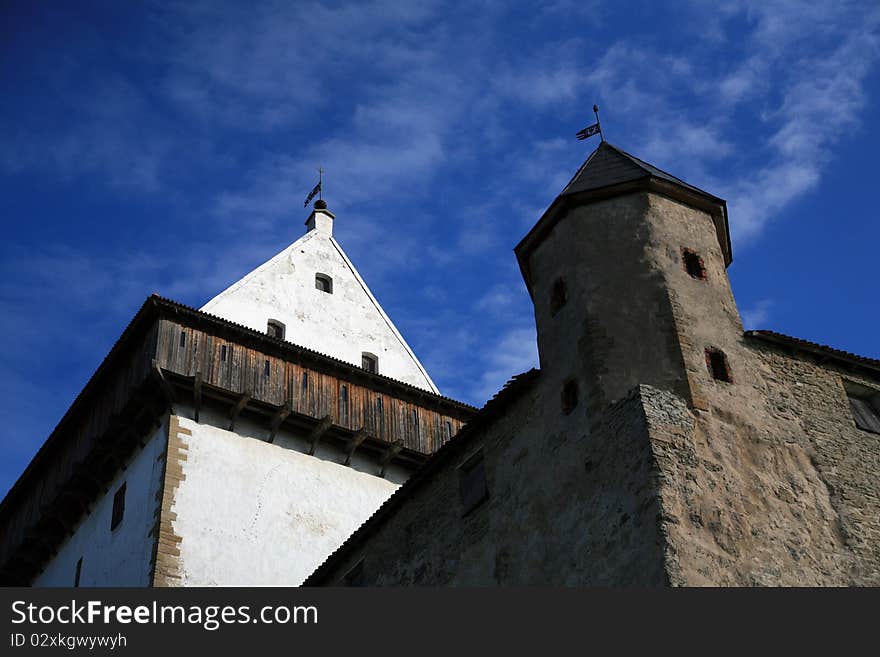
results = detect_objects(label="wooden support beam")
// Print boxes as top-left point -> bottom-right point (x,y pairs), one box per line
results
193,371 -> 203,423
267,403 -> 292,444
307,415 -> 333,456
152,359 -> 174,408
228,390 -> 252,432
379,440 -> 404,478
343,428 -> 368,466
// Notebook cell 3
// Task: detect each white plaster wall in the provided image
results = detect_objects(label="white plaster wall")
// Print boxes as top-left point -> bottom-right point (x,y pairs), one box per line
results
32,421 -> 168,587
201,212 -> 438,393
170,415 -> 401,586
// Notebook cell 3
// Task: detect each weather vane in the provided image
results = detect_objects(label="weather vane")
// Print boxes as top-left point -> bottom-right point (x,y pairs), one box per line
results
304,167 -> 323,207
576,105 -> 604,142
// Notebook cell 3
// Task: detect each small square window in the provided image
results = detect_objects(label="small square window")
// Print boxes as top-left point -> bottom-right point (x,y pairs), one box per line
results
682,248 -> 707,280
845,383 -> 880,434
315,274 -> 333,294
110,482 -> 126,531
267,319 -> 285,340
459,450 -> 489,516
362,352 -> 378,374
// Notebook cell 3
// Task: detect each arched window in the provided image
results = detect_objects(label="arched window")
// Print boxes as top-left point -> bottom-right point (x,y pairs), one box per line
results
315,273 -> 333,294
267,319 -> 285,340
361,352 -> 378,374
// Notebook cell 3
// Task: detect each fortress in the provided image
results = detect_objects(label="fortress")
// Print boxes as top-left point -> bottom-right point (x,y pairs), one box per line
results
2,141 -> 878,586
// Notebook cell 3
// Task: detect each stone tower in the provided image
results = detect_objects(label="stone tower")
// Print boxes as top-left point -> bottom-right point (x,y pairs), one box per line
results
307,141 -> 878,587
516,141 -> 736,414
513,142 -> 860,585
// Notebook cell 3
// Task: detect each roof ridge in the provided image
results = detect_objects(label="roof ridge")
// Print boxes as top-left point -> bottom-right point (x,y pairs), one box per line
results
745,329 -> 880,372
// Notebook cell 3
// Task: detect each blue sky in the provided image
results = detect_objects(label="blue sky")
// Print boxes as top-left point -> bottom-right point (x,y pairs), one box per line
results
2,0 -> 879,497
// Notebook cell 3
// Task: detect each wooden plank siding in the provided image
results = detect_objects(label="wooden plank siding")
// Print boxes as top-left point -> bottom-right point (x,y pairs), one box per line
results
156,319 -> 465,453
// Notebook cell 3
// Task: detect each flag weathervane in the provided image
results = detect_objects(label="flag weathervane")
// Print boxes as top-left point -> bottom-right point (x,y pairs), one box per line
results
304,167 -> 323,207
576,105 -> 604,142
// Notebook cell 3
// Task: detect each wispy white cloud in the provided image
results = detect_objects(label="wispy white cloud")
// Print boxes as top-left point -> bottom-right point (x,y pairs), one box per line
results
2,0 -> 878,422
470,326 -> 539,403
741,298 -> 774,329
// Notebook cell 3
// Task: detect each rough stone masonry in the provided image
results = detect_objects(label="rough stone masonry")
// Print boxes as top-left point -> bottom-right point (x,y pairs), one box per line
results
306,142 -> 880,586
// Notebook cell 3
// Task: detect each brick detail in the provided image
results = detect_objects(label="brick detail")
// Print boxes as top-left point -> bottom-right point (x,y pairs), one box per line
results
150,415 -> 190,587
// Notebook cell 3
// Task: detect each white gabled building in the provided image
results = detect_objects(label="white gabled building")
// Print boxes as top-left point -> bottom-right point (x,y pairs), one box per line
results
202,202 -> 438,393
0,200 -> 473,587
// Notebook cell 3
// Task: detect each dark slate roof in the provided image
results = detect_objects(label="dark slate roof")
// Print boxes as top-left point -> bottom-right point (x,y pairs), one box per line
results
561,141 -> 721,202
745,330 -> 880,375
304,368 -> 541,585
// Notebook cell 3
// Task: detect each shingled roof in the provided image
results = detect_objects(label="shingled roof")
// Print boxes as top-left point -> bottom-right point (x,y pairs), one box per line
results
515,141 -> 732,295
560,141 -> 722,201
745,330 -> 880,377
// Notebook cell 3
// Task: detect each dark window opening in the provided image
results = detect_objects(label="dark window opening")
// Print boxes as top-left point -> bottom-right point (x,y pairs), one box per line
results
267,319 -> 285,340
340,385 -> 349,421
342,559 -> 364,587
362,352 -> 378,374
446,421 -> 453,441
110,482 -> 126,531
561,379 -> 579,415
412,409 -> 420,440
682,248 -> 707,280
301,372 -> 309,392
264,360 -> 271,377
705,348 -> 732,383
220,345 -> 228,362
550,278 -> 567,316
459,450 -> 489,516
315,273 -> 333,294
846,384 -> 880,434
179,331 -> 186,348
74,557 -> 83,587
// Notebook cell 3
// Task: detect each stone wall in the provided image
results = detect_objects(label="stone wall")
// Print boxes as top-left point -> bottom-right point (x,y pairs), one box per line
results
312,380 -> 672,586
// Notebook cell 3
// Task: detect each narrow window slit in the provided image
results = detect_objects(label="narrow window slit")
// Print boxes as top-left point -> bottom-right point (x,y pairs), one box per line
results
561,379 -> 579,415
459,450 -> 489,516
110,482 -> 126,531
550,278 -> 567,316
705,348 -> 732,382
682,248 -> 707,280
